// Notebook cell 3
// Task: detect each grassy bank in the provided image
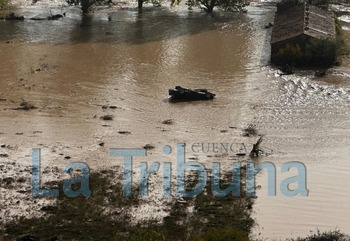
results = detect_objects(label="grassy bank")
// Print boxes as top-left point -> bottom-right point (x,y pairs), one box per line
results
0,169 -> 254,241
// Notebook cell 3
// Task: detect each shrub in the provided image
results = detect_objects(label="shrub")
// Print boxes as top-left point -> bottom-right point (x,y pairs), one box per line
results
288,229 -> 348,241
131,227 -> 167,241
334,17 -> 349,65
274,43 -> 303,66
304,38 -> 336,67
188,227 -> 249,241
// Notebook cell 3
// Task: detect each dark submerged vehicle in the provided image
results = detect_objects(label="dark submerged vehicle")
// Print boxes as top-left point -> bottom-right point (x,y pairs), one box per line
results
168,86 -> 216,100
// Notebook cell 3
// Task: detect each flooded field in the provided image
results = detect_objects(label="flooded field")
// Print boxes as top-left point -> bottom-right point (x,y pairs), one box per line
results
1,1 -> 350,239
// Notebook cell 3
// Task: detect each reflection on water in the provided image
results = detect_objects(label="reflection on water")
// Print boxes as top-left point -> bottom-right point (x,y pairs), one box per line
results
1,3 -> 350,239
0,6 -> 248,44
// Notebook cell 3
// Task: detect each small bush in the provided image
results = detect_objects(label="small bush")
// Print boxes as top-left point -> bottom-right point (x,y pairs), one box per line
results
274,43 -> 304,66
304,38 -> 336,67
131,226 -> 167,241
288,229 -> 348,241
189,227 -> 249,241
334,17 -> 349,65
307,0 -> 330,10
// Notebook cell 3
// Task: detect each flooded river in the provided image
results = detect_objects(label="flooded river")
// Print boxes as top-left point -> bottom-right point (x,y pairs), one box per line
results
1,1 -> 350,239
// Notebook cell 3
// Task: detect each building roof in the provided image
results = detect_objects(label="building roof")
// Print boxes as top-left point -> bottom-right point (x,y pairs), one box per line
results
271,3 -> 336,44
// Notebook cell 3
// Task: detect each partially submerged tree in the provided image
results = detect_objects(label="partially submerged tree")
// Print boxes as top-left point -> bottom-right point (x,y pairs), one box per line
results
138,0 -> 162,13
187,0 -> 249,13
66,0 -> 105,14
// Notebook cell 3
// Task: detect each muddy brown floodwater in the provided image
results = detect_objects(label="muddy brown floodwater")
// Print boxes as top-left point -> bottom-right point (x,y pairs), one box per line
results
1,1 -> 350,240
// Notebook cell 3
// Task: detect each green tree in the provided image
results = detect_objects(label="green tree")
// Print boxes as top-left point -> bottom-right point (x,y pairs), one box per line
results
187,0 -> 248,13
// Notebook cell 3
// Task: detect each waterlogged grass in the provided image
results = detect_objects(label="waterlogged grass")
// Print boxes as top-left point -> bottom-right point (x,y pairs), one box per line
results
0,169 -> 255,241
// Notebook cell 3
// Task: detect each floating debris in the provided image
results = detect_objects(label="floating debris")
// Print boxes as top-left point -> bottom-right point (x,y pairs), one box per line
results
14,101 -> 38,111
100,115 -> 114,121
162,119 -> 173,125
118,131 -> 131,135
250,136 -> 264,157
168,86 -> 215,100
143,144 -> 155,150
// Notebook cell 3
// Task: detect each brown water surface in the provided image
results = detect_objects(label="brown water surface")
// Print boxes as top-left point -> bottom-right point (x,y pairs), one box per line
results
1,2 -> 350,239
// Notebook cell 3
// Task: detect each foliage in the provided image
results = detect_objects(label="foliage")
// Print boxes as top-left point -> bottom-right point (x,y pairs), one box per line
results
308,16 -> 350,66
66,0 -> 106,14
183,172 -> 254,237
334,17 -> 349,65
188,227 -> 250,241
309,17 -> 348,66
131,226 -> 168,241
0,0 -> 6,8
186,0 -> 249,13
137,0 -> 163,13
272,17 -> 349,67
2,171 -> 139,240
305,0 -> 330,10
1,169 -> 255,241
274,43 -> 304,66
287,229 -> 348,241
273,34 -> 344,67
304,38 -> 336,66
